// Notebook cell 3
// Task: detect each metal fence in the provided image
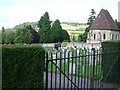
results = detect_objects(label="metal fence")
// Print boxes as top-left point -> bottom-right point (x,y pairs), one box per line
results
44,47 -> 119,89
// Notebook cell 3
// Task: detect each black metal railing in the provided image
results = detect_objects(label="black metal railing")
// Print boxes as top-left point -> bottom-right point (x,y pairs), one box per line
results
45,48 -> 103,89
45,48 -> 120,90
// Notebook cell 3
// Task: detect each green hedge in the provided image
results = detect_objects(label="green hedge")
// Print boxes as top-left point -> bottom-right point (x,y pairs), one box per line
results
102,41 -> 120,85
2,45 -> 45,89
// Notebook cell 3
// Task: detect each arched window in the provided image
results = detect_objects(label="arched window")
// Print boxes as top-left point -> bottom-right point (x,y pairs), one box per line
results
109,33 -> 111,39
112,34 -> 114,40
103,33 -> 106,39
116,35 -> 118,40
94,34 -> 96,40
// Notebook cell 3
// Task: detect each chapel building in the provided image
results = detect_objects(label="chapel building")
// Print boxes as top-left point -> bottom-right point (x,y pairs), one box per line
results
87,9 -> 120,43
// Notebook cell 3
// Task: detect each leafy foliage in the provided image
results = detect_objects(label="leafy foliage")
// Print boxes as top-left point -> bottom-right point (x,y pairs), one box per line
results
78,26 -> 90,42
117,22 -> 120,29
87,9 -> 96,26
38,12 -> 70,43
79,9 -> 96,42
26,25 -> 40,43
50,19 -> 70,43
2,25 -> 40,44
14,26 -> 32,44
115,20 -> 120,29
1,27 -> 15,44
2,45 -> 45,88
102,41 -> 120,84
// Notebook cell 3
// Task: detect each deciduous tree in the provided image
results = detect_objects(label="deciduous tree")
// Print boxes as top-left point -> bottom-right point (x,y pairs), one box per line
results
14,26 -> 32,44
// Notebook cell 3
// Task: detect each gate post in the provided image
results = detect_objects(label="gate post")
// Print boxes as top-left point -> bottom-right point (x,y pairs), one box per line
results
90,48 -> 95,89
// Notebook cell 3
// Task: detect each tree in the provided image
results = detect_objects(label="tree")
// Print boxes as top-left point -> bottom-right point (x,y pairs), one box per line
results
2,27 -> 5,44
38,12 -> 70,43
38,12 -> 51,43
115,19 -> 120,29
117,22 -> 120,29
71,35 -> 76,42
4,30 -> 15,44
50,19 -> 62,43
79,9 -> 96,42
50,19 -> 70,43
61,29 -> 70,42
87,9 -> 96,26
14,26 -> 32,44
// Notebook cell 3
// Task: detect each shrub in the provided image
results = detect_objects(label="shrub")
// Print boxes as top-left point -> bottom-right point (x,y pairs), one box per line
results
102,41 -> 120,84
2,45 -> 45,89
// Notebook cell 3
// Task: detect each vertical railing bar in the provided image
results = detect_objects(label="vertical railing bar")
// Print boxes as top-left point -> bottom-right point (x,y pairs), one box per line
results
75,49 -> 77,89
71,50 -> 74,89
87,48 -> 89,89
67,51 -> 70,90
63,49 -> 66,88
55,52 -> 57,89
95,49 -> 97,89
78,49 -> 81,88
94,49 -> 96,89
83,49 -> 85,89
51,52 -> 53,90
90,48 -> 95,89
96,48 -> 99,88
90,48 -> 92,88
98,48 -> 100,88
83,48 -> 86,89
99,48 -> 102,88
59,51 -> 62,90
45,53 -> 48,90
100,48 -> 102,88
81,49 -> 83,88
84,49 -> 86,89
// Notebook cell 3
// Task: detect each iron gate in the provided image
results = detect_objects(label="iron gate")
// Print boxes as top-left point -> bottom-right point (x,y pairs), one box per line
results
45,48 -> 102,89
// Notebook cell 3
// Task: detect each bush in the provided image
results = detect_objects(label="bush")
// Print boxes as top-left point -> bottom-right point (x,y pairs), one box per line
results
102,41 -> 120,84
2,45 -> 45,89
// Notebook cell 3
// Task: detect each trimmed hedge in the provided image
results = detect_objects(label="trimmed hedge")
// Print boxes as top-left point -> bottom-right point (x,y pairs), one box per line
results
2,45 -> 45,89
102,41 -> 120,85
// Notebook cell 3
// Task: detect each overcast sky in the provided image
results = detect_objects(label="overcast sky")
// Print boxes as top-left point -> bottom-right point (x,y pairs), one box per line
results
0,0 -> 119,28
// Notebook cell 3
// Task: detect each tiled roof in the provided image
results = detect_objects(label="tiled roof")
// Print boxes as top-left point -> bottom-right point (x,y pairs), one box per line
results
90,9 -> 119,31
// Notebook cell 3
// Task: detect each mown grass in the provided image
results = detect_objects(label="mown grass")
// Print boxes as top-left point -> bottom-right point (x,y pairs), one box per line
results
48,54 -> 102,79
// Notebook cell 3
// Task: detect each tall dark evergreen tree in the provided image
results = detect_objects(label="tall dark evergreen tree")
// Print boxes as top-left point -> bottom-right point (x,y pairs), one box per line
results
38,12 -> 51,43
50,19 -> 62,42
50,19 -> 70,43
62,29 -> 70,42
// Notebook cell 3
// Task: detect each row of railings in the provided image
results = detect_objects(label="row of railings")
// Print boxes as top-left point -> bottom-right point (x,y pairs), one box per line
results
44,47 -> 119,89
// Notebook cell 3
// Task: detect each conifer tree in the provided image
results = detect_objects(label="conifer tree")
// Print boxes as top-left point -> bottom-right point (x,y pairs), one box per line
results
38,12 -> 51,43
